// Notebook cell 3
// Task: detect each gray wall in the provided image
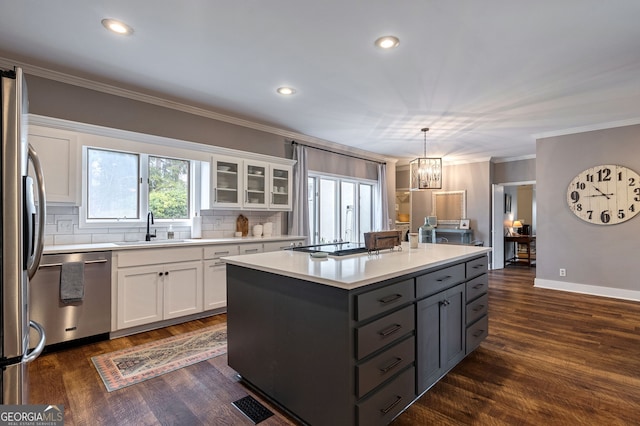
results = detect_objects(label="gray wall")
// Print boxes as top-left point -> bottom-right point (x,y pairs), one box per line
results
494,158 -> 536,183
536,124 -> 640,292
410,161 -> 491,245
26,75 -> 288,158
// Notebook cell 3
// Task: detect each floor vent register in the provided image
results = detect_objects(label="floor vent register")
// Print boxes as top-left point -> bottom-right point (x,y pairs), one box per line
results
232,395 -> 274,424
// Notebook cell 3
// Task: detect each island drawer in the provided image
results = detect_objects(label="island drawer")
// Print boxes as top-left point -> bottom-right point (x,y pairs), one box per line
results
356,336 -> 415,398
357,366 -> 415,426
466,274 -> 488,302
466,256 -> 488,279
355,279 -> 414,321
203,244 -> 239,260
416,263 -> 465,298
466,293 -> 488,325
356,305 -> 415,360
466,314 -> 488,354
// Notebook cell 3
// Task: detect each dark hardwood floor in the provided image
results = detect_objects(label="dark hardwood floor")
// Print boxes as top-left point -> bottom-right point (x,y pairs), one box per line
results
29,267 -> 640,425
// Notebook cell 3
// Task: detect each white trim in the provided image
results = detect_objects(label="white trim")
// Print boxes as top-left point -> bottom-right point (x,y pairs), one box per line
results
534,278 -> 640,302
492,154 -> 537,164
2,56 -> 388,164
532,118 -> 640,140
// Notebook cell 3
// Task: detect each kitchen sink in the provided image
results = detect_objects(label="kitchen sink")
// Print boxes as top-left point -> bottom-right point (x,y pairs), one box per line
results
114,239 -> 187,246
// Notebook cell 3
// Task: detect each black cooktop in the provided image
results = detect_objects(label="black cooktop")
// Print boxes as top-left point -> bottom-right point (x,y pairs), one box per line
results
290,242 -> 368,256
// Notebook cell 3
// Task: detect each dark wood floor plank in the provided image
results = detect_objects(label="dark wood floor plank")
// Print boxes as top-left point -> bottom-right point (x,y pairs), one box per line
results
29,267 -> 640,425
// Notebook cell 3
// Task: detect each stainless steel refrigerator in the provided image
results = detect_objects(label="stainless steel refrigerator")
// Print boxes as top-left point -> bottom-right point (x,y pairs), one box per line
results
1,66 -> 47,404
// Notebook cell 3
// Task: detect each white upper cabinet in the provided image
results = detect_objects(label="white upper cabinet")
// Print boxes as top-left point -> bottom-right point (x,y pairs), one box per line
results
28,125 -> 80,204
210,156 -> 294,211
269,164 -> 293,210
211,156 -> 243,209
244,160 -> 269,209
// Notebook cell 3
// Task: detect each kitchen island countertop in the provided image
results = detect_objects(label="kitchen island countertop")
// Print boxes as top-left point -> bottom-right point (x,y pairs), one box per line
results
223,241 -> 491,290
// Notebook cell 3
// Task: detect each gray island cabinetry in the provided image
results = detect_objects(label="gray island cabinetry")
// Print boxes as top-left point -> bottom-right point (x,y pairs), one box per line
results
224,244 -> 490,426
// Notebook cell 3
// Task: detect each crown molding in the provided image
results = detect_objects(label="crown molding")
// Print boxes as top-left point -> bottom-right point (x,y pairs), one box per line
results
1,56 -> 392,165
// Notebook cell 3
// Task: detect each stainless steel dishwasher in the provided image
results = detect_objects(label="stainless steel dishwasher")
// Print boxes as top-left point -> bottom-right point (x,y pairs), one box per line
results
29,251 -> 111,347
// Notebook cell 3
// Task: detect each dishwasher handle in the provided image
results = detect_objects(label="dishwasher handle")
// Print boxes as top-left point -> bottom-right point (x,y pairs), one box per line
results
38,259 -> 109,268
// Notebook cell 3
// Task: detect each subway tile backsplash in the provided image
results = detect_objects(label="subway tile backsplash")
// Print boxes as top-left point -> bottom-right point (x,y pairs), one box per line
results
44,205 -> 285,246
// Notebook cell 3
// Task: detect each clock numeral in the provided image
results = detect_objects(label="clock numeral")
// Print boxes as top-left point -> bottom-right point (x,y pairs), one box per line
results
630,204 -> 636,213
570,191 -> 580,203
575,182 -> 586,190
576,203 -> 582,211
629,177 -> 636,186
618,209 -> 626,220
634,187 -> 640,202
597,168 -> 612,182
585,174 -> 594,182
600,210 -> 611,224
587,210 -> 593,219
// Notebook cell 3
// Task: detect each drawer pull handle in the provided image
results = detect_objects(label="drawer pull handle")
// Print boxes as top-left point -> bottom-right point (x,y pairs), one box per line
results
379,357 -> 403,374
472,264 -> 484,269
378,324 -> 402,337
472,283 -> 485,289
380,395 -> 403,415
245,249 -> 259,253
378,294 -> 402,304
473,304 -> 485,312
473,329 -> 485,338
214,251 -> 230,255
440,300 -> 450,307
436,275 -> 452,282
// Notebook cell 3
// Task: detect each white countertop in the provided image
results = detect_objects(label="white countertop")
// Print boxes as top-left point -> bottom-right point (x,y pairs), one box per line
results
43,235 -> 306,254
223,242 -> 491,289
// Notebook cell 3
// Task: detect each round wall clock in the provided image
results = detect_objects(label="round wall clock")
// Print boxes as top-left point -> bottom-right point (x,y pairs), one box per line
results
567,164 -> 640,225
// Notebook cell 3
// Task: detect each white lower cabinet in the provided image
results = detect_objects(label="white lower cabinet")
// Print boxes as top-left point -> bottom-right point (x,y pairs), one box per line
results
115,247 -> 203,330
203,244 -> 240,311
115,239 -> 304,331
117,260 -> 203,329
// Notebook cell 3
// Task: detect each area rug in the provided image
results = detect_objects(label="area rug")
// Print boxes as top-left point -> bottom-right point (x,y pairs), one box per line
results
91,323 -> 227,392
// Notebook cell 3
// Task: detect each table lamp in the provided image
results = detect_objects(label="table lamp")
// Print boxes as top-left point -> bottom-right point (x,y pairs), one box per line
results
512,220 -> 523,235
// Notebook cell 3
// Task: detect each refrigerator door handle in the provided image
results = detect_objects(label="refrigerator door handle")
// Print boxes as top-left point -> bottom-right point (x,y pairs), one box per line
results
23,320 -> 46,363
26,143 -> 46,279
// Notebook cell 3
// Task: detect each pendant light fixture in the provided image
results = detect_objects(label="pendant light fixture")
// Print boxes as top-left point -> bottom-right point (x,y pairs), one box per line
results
410,127 -> 442,190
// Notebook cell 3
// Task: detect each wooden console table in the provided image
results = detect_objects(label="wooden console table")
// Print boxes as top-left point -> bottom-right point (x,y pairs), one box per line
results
505,235 -> 536,267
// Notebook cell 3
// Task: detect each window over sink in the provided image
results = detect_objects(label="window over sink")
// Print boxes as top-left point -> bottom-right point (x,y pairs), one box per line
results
82,146 -> 199,227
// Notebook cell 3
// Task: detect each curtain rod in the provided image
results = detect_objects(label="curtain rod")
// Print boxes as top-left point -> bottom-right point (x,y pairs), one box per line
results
291,140 -> 386,165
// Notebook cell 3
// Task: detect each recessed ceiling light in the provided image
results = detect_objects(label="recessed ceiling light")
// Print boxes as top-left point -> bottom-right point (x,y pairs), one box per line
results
276,87 -> 296,95
375,35 -> 400,49
101,18 -> 134,36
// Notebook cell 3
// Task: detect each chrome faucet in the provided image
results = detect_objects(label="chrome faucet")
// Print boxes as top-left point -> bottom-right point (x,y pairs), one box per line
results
145,211 -> 156,241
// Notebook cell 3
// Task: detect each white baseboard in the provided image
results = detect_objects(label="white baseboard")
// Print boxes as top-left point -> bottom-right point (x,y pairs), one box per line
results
534,278 -> 640,302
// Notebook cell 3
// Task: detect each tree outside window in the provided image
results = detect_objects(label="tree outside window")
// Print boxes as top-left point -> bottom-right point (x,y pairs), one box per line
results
148,156 -> 190,219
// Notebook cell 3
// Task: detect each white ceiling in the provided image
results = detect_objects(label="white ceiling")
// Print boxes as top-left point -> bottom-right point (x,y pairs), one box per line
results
2,1 -> 640,164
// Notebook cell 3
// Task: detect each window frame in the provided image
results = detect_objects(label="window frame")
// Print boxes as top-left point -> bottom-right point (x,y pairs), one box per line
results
80,144 -> 202,228
308,172 -> 378,244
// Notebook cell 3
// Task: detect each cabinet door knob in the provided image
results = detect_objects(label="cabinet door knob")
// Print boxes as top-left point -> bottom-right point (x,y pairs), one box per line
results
158,272 -> 163,276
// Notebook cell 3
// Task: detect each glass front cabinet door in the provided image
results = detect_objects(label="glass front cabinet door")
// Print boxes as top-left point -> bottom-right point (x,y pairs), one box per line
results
244,160 -> 268,209
211,156 -> 243,209
270,164 -> 292,210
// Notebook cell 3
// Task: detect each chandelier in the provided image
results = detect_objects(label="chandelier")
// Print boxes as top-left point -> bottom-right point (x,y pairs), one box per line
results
410,128 -> 442,190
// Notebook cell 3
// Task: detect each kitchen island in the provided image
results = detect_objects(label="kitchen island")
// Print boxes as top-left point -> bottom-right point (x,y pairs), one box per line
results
224,242 -> 491,426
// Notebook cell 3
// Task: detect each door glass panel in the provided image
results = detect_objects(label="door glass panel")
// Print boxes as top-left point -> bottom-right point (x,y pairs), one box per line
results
247,164 -> 266,205
319,178 -> 337,243
272,167 -> 289,206
359,184 -> 373,242
341,182 -> 356,242
216,160 -> 238,204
